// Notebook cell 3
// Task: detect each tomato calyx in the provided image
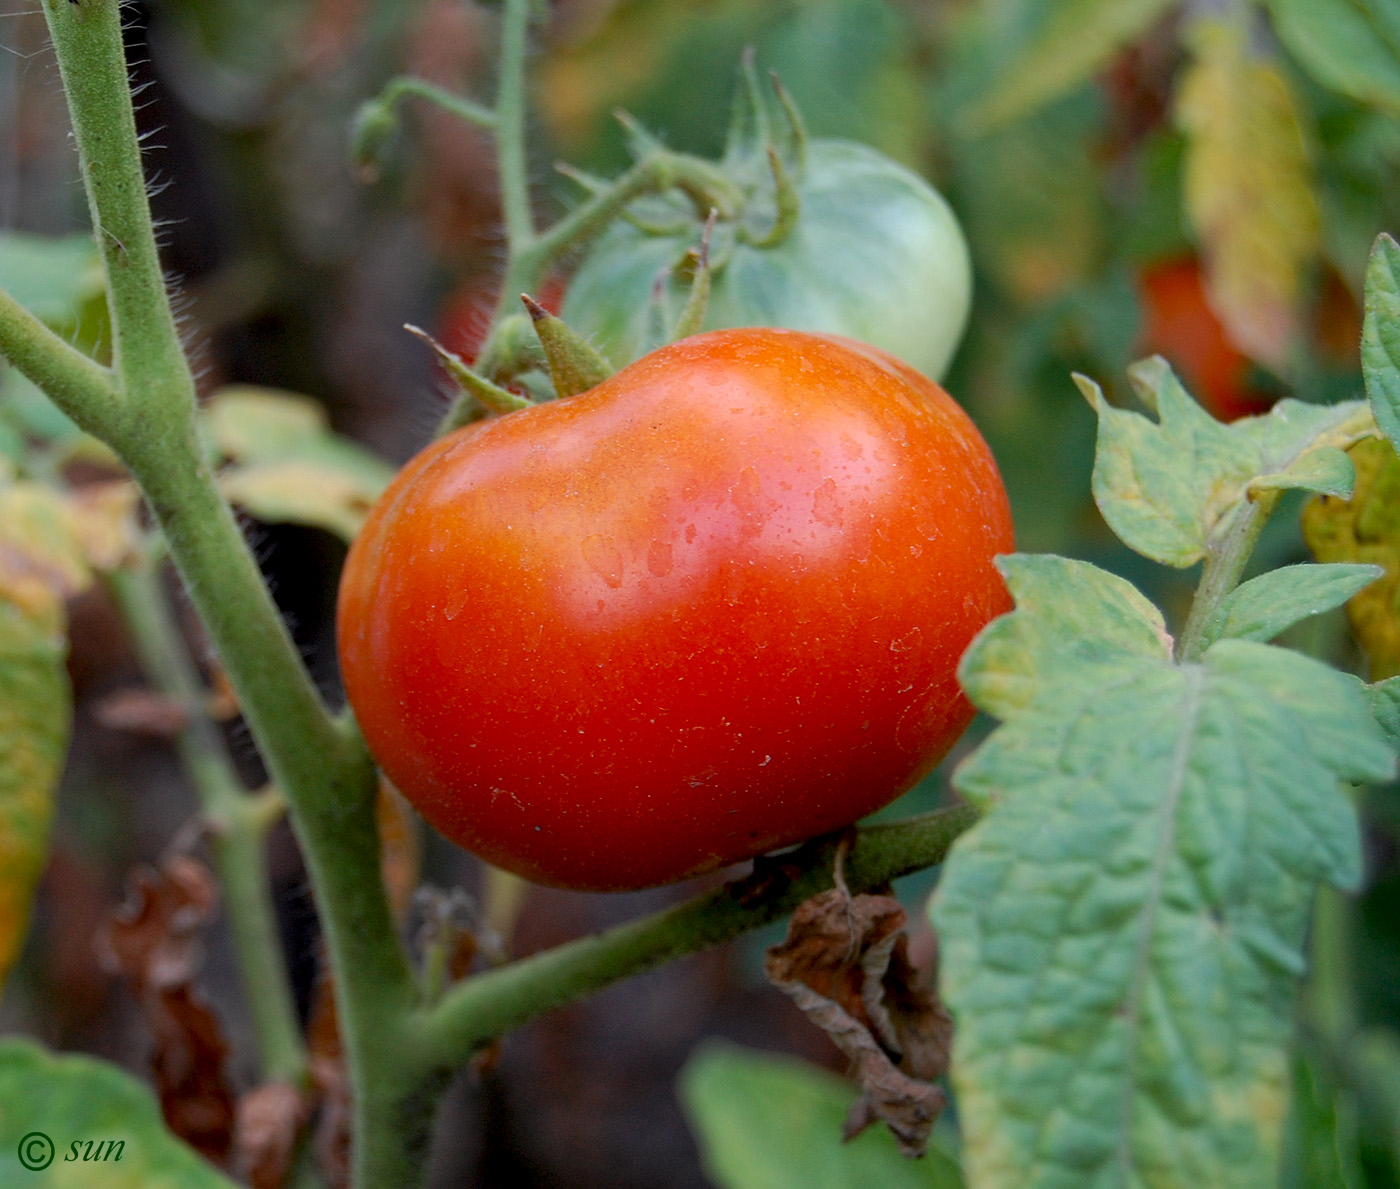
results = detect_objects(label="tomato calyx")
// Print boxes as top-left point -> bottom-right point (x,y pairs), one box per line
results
565,54 -> 808,292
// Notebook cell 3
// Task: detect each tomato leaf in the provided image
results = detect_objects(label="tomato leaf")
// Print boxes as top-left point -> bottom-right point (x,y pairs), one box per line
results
1366,675 -> 1400,750
679,1042 -> 963,1189
764,888 -> 950,1156
1266,0 -> 1400,115
0,600 -> 68,994
1176,17 -> 1321,370
965,0 -> 1175,130
0,1037 -> 238,1187
0,232 -> 104,328
1363,233 -> 1400,456
203,386 -> 393,542
958,554 -> 1172,721
1302,439 -> 1400,679
1080,360 -> 1370,567
934,562 -> 1395,1187
1198,563 -> 1383,650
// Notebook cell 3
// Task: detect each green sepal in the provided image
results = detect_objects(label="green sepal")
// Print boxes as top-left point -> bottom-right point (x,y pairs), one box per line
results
672,211 -> 716,342
403,324 -> 531,417
522,296 -> 614,398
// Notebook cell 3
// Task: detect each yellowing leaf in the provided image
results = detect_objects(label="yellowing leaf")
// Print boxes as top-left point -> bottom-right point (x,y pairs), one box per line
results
1302,437 -> 1400,679
0,599 -> 68,992
204,386 -> 329,461
220,460 -> 384,543
1176,18 -> 1321,370
201,385 -> 393,542
66,481 -> 142,572
0,483 -> 91,619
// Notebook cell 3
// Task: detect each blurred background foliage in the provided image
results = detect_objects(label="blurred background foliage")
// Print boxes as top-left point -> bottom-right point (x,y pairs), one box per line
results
2,0 -> 1399,1185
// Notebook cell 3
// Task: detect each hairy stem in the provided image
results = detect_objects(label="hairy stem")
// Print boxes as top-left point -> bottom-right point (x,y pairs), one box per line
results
0,288 -> 117,435
494,0 -> 535,252
409,805 -> 978,1069
376,76 -> 497,131
41,4 -> 421,1181
106,558 -> 307,1085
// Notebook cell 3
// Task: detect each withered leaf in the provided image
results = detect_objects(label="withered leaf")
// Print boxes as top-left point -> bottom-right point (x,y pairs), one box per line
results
765,887 -> 952,1157
236,1080 -> 312,1189
97,854 -> 235,1164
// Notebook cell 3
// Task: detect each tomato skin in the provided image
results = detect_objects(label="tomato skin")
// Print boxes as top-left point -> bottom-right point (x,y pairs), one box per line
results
562,142 -> 972,381
337,329 -> 1012,891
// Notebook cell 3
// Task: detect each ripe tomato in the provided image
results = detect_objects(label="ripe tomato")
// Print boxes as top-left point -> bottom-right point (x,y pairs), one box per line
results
562,142 -> 972,381
1136,257 -> 1273,421
337,329 -> 1013,890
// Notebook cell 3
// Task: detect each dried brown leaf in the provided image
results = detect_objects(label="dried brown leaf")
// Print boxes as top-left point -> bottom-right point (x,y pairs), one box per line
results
97,854 -> 235,1164
765,887 -> 952,1157
236,1080 -> 312,1189
94,687 -> 190,738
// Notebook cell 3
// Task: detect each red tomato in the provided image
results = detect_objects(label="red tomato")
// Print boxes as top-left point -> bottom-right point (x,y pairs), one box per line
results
1137,257 -> 1273,421
337,329 -> 1013,890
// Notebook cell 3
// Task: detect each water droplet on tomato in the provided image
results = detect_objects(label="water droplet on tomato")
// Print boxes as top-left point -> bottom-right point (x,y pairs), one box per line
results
581,534 -> 624,589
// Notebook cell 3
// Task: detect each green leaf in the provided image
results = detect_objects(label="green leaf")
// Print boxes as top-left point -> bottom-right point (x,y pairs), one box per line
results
965,0 -> 1175,130
1250,447 -> 1355,499
680,1042 -> 962,1189
1363,233 -> 1400,456
958,554 -> 1172,722
0,233 -> 103,328
202,387 -> 393,542
0,1038 -> 237,1186
1365,675 -> 1400,750
1266,0 -> 1400,114
1081,358 -> 1371,567
935,575 -> 1394,1188
1199,563 -> 1383,649
0,602 -> 67,992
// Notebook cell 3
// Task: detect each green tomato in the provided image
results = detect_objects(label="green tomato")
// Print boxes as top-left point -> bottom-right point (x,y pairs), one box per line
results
562,140 -> 972,380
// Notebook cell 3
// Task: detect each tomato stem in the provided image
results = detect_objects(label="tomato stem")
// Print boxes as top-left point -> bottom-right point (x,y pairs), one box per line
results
407,805 -> 980,1070
105,555 -> 308,1087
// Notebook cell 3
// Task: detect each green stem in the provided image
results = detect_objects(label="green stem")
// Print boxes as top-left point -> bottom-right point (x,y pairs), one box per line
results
42,0 -> 191,444
41,5 -> 422,1182
0,288 -> 117,435
1176,493 -> 1276,663
133,450 -> 422,1183
494,0 -> 535,252
377,76 -> 497,131
105,558 -> 307,1086
408,805 -> 978,1069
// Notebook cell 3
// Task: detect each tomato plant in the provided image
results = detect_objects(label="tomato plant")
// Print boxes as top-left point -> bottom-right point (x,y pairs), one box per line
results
337,328 -> 1013,890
